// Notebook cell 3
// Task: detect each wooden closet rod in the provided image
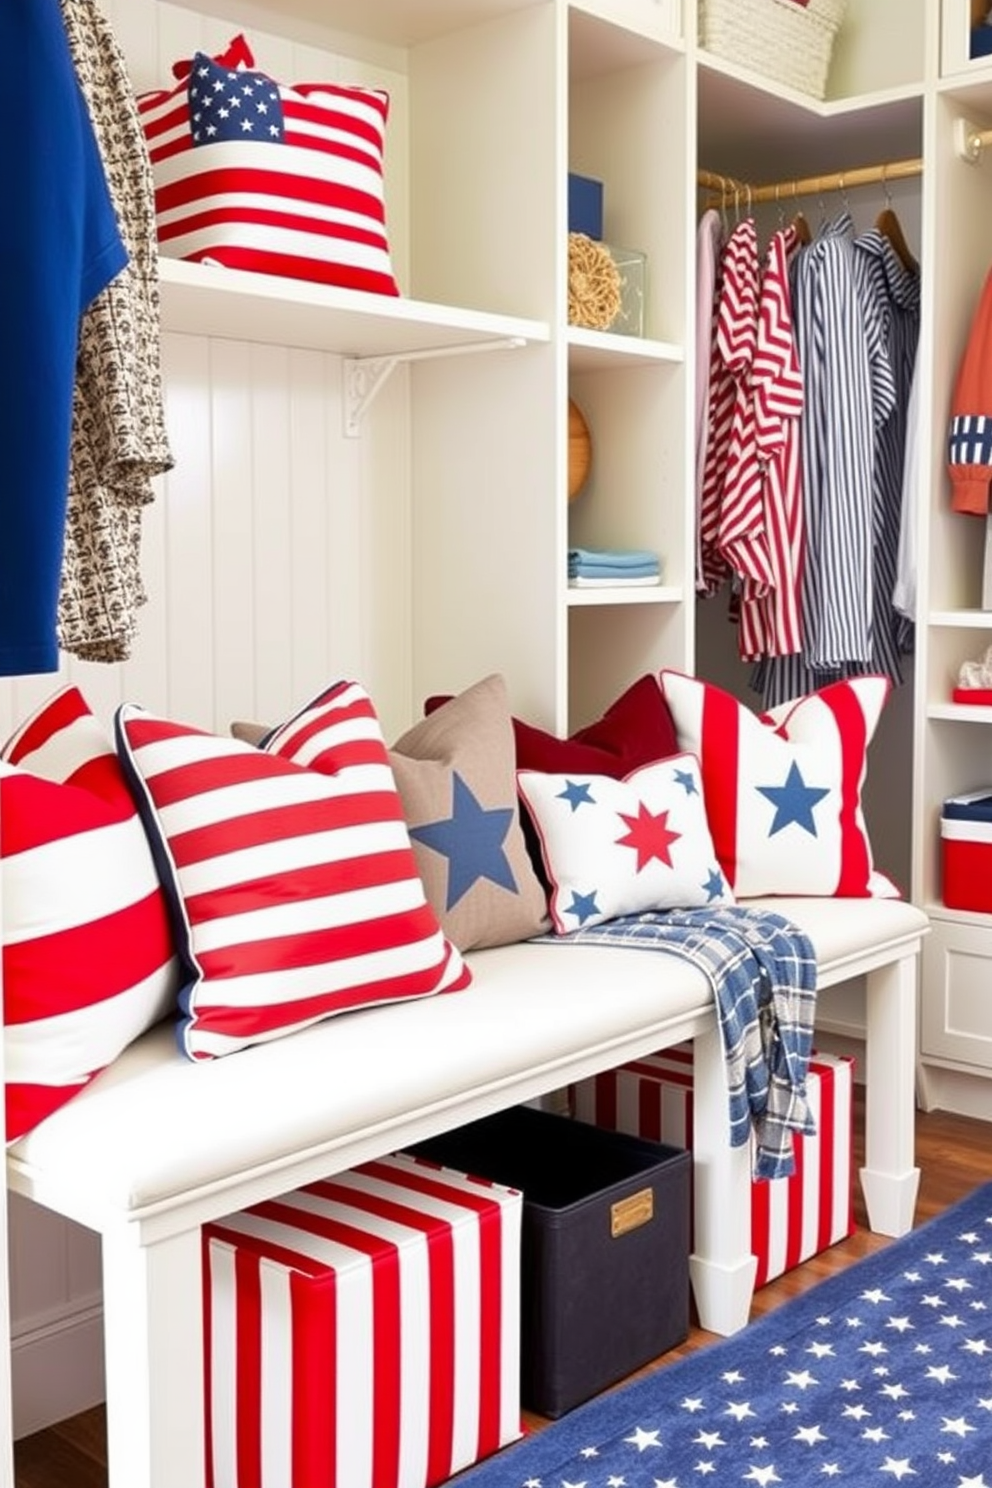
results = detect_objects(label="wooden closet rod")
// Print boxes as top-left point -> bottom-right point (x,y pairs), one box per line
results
697,156 -> 922,205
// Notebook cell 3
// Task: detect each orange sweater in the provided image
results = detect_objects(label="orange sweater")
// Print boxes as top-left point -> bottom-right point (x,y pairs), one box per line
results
948,263 -> 992,515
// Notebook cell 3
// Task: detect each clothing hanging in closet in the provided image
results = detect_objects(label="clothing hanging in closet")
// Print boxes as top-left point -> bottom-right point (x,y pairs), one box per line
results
696,201 -> 921,710
0,0 -> 127,677
57,0 -> 174,664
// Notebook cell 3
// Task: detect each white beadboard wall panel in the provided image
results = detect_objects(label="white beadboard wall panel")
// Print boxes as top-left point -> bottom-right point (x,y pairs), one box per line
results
161,334 -> 216,728
358,369 -> 414,744
246,344 -> 296,728
209,339 -> 258,729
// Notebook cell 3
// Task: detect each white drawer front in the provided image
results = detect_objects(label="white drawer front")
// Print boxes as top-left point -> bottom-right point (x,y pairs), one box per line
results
921,916 -> 992,1070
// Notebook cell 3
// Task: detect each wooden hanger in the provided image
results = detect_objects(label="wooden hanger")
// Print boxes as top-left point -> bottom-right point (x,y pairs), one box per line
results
791,211 -> 812,246
876,205 -> 918,273
876,171 -> 918,273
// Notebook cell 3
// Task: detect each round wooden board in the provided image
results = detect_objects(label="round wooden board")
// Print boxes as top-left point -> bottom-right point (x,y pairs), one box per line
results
569,398 -> 592,501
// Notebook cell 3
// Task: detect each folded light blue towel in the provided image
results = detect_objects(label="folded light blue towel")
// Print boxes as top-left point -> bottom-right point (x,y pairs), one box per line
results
569,563 -> 660,579
568,546 -> 660,570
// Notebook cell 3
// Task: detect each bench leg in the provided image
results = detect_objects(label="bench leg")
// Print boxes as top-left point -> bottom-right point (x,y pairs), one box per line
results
687,1023 -> 757,1337
860,951 -> 920,1237
102,1223 -> 205,1488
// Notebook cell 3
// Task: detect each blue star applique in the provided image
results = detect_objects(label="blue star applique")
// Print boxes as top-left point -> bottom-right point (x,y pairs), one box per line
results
558,779 -> 595,811
565,889 -> 600,925
702,867 -> 726,902
409,771 -> 517,910
674,768 -> 699,796
756,761 -> 830,837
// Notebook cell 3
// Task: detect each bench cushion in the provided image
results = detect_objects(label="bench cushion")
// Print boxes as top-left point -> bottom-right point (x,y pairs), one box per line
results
7,898 -> 928,1224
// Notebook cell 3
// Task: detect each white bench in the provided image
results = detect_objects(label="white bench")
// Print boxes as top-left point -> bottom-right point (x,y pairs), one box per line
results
5,894 -> 928,1488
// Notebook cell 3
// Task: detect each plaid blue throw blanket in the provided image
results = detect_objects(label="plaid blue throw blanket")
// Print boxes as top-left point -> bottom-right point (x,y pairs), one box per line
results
534,905 -> 818,1180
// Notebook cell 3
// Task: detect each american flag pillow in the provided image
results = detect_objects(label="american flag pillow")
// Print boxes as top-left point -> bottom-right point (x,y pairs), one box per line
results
659,670 -> 899,899
1,688 -> 178,1142
137,35 -> 400,296
115,682 -> 469,1063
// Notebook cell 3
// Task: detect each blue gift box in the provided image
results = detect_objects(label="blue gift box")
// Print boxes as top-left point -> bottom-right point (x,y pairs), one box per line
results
568,172 -> 604,240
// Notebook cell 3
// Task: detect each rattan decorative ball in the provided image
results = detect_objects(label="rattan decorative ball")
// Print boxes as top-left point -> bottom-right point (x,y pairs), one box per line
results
568,232 -> 621,331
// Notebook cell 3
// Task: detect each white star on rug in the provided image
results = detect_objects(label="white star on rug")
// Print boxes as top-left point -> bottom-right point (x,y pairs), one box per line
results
625,1427 -> 661,1450
784,1369 -> 818,1389
862,1288 -> 891,1304
794,1424 -> 828,1445
942,1416 -> 977,1437
742,1466 -> 782,1485
726,1401 -> 756,1421
694,1429 -> 725,1448
879,1459 -> 916,1480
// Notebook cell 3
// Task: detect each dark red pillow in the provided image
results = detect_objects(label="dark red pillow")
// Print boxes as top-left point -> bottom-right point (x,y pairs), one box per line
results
426,674 -> 679,777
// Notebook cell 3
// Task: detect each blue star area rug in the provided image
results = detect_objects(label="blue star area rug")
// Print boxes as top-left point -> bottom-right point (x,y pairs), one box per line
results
456,1182 -> 992,1488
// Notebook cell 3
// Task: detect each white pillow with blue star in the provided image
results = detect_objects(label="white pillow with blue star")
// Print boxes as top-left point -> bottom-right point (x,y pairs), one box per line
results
659,670 -> 900,899
517,754 -> 734,934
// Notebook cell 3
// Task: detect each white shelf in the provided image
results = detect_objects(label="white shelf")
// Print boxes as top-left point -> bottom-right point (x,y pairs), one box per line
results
567,326 -> 683,369
567,584 -> 683,606
925,901 -> 992,927
157,258 -> 549,358
927,702 -> 992,722
930,609 -> 992,628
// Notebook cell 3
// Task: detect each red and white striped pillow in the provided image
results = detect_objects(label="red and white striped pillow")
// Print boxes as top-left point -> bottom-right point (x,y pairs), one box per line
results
659,670 -> 899,899
115,682 -> 469,1062
1,688 -> 178,1142
137,33 -> 400,296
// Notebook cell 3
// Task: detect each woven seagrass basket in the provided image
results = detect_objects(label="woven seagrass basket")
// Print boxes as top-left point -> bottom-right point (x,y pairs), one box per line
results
699,0 -> 848,100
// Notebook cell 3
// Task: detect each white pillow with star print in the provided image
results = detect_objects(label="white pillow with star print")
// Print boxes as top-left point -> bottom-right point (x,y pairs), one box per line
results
658,670 -> 900,899
516,754 -> 734,934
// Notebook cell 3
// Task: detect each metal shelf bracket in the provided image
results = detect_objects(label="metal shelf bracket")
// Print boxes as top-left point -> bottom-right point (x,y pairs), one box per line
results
343,336 -> 526,436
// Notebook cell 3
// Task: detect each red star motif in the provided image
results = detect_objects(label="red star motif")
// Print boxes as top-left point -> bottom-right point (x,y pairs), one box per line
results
615,804 -> 681,871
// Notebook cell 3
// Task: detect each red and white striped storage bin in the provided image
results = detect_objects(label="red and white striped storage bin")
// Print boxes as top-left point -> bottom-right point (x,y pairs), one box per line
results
203,1152 -> 522,1488
572,1046 -> 854,1288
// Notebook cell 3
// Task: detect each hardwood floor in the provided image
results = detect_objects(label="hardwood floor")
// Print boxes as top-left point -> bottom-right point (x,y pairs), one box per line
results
12,1099 -> 992,1486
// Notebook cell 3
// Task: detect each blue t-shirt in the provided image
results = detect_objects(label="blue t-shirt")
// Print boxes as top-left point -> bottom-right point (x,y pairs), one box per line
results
0,0 -> 128,677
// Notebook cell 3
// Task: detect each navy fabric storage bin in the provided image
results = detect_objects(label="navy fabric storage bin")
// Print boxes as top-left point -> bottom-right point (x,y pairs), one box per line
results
411,1104 -> 691,1418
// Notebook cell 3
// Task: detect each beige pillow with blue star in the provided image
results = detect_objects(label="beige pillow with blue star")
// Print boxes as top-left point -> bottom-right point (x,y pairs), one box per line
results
389,674 -> 551,950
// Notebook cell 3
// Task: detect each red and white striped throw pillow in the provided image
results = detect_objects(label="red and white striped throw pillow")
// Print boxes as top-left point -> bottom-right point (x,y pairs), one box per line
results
1,687 -> 178,1142
137,34 -> 400,296
659,670 -> 899,899
115,682 -> 469,1062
